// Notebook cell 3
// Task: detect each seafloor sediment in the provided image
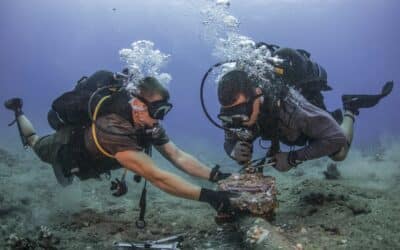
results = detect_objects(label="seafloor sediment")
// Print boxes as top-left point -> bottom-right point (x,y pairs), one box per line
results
1,144 -> 399,250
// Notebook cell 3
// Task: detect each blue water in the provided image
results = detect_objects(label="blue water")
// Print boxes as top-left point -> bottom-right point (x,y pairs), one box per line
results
1,0 -> 399,148
1,2 -> 400,249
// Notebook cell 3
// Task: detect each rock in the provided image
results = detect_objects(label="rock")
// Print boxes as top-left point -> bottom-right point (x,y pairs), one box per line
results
345,200 -> 371,215
237,217 -> 295,250
150,229 -> 161,235
323,163 -> 341,180
20,197 -> 31,206
302,192 -> 326,205
301,191 -> 349,208
320,224 -> 340,235
301,207 -> 318,217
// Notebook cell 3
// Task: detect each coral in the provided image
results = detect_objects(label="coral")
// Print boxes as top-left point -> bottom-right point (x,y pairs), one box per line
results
5,226 -> 59,250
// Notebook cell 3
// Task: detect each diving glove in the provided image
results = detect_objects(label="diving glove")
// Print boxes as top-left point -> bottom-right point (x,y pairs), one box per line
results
4,97 -> 23,117
230,141 -> 253,165
269,151 -> 302,172
342,81 -> 394,115
199,188 -> 238,214
209,164 -> 231,183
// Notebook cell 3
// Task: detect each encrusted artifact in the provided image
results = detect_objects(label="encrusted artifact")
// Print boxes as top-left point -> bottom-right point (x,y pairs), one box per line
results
217,173 -> 278,219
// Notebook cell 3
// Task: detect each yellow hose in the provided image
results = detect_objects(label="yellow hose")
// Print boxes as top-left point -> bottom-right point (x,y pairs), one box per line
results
91,95 -> 114,158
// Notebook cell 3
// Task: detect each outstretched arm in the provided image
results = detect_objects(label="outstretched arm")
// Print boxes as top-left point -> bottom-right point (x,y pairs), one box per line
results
155,142 -> 211,180
115,150 -> 201,200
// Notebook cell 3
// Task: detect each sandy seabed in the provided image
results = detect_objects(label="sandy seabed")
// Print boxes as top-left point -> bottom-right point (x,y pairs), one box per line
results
1,141 -> 399,250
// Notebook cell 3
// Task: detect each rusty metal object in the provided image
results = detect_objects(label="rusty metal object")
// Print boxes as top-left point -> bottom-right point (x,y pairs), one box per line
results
217,173 -> 278,219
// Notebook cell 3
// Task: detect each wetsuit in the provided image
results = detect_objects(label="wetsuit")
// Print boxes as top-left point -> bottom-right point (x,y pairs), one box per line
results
224,88 -> 347,161
33,111 -> 169,184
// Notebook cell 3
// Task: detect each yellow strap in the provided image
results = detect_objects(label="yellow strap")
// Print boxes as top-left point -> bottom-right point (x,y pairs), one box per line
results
91,95 -> 115,158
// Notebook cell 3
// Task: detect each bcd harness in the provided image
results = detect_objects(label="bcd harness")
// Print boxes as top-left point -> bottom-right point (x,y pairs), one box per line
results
91,91 -> 150,229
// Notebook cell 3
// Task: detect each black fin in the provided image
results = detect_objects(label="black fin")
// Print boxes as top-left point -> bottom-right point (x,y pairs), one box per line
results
381,81 -> 394,97
342,81 -> 394,115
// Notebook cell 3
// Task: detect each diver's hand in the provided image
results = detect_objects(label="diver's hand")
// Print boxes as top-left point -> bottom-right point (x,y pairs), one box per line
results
199,188 -> 238,214
230,141 -> 253,164
270,151 -> 302,172
110,178 -> 128,197
209,164 -> 231,183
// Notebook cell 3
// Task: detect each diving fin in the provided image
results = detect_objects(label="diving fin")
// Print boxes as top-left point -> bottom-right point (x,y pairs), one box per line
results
342,81 -> 394,115
381,80 -> 394,97
4,97 -> 23,116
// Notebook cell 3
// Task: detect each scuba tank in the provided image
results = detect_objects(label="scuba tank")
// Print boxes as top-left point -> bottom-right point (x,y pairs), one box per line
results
48,70 -> 127,130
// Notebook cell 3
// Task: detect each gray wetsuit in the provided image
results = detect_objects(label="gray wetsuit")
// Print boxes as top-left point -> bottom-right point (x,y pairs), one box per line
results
224,88 -> 347,161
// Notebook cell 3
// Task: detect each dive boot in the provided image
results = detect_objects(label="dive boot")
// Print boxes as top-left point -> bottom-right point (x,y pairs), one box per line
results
4,97 -> 23,116
342,81 -> 394,115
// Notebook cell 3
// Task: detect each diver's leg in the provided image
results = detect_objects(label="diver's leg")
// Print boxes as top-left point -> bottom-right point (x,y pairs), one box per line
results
4,98 -> 39,147
330,81 -> 393,161
32,131 -> 74,186
15,115 -> 40,146
5,97 -> 73,186
330,111 -> 354,161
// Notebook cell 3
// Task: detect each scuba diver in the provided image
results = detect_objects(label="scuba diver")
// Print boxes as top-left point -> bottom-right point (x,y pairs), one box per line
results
201,46 -> 394,171
4,70 -> 235,217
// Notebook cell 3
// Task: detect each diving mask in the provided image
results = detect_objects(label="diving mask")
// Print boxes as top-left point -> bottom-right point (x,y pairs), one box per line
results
131,95 -> 173,120
218,93 -> 263,127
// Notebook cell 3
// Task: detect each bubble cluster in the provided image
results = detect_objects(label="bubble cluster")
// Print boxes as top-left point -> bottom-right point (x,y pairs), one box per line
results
200,0 -> 239,44
213,33 -> 276,83
200,1 -> 276,85
119,40 -> 172,91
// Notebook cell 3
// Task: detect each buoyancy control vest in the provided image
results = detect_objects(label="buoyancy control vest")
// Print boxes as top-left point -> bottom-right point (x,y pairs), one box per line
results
48,70 -> 129,129
48,70 -> 133,180
257,43 -> 343,124
255,42 -> 332,110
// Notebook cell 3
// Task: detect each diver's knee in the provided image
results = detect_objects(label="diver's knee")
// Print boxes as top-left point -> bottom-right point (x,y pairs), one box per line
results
329,148 -> 348,162
28,134 -> 40,147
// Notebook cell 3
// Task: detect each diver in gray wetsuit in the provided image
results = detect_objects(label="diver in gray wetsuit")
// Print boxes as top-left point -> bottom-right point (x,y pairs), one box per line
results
215,61 -> 393,171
